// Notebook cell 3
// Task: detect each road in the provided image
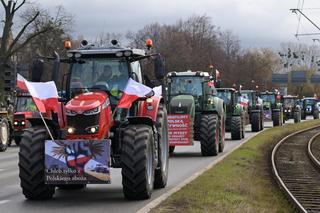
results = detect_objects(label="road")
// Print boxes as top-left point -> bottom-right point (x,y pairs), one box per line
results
0,119 -> 300,213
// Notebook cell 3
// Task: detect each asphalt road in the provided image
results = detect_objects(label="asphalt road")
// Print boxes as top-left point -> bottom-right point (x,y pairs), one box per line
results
0,118 -> 302,213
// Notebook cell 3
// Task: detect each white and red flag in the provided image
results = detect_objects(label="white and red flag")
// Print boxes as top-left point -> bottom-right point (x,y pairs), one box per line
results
16,74 -> 28,91
240,96 -> 249,107
17,74 -> 59,113
117,78 -> 153,108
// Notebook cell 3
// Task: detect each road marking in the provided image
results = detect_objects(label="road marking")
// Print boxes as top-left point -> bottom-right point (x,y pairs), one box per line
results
0,200 -> 10,205
137,128 -> 267,213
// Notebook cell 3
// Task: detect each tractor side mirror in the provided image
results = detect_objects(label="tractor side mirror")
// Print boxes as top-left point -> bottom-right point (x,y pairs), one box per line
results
31,59 -> 44,82
154,55 -> 165,80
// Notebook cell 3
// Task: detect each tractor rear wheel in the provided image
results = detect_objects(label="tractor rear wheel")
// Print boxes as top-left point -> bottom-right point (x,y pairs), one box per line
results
251,112 -> 261,132
231,116 -> 242,140
301,110 -> 306,120
121,124 -> 155,200
154,105 -> 169,189
218,115 -> 225,153
313,110 -> 319,119
0,119 -> 9,152
273,111 -> 280,126
19,126 -> 55,200
200,114 -> 219,156
294,111 -> 300,123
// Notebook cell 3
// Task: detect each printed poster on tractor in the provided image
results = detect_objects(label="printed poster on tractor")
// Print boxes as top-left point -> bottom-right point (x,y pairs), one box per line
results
168,114 -> 191,145
45,140 -> 110,184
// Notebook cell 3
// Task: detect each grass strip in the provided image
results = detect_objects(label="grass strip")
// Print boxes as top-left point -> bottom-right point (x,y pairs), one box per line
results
152,120 -> 320,213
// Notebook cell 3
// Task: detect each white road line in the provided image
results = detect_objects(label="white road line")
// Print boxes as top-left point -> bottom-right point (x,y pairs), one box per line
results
0,200 -> 10,205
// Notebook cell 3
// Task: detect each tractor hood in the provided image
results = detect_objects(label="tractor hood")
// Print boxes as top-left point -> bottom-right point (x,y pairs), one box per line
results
66,92 -> 108,113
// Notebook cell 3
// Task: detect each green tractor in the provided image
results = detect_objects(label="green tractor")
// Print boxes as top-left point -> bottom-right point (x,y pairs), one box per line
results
166,71 -> 225,156
240,90 -> 264,132
217,88 -> 248,140
282,95 -> 301,123
260,91 -> 284,126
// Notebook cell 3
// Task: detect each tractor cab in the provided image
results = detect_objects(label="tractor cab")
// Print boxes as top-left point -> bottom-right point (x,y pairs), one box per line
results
301,97 -> 319,119
260,91 -> 281,111
282,95 -> 301,122
260,91 -> 284,126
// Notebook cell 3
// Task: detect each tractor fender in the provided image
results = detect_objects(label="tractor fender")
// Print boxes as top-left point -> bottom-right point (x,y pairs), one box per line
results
214,97 -> 225,117
138,96 -> 162,122
127,116 -> 155,127
27,117 -> 62,138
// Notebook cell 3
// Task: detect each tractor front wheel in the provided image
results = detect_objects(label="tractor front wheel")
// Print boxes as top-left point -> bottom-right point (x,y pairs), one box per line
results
231,116 -> 242,140
294,111 -> 301,123
19,126 -> 55,200
313,110 -> 319,119
273,111 -> 280,126
200,114 -> 219,156
154,105 -> 169,189
251,112 -> 261,132
121,124 -> 155,200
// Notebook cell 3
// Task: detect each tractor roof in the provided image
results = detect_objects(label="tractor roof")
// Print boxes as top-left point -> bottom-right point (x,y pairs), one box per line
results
240,90 -> 255,93
68,45 -> 146,57
217,88 -> 236,92
167,70 -> 210,77
283,95 -> 298,99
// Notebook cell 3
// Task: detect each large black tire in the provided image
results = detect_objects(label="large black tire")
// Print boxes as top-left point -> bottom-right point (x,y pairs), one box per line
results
121,124 -> 155,200
200,114 -> 219,156
273,111 -> 280,126
251,112 -> 261,132
313,110 -> 319,119
169,146 -> 175,154
154,105 -> 169,189
294,111 -> 301,123
19,126 -> 55,200
301,110 -> 306,120
0,119 -> 10,152
231,116 -> 242,140
218,115 -> 225,153
14,136 -> 21,146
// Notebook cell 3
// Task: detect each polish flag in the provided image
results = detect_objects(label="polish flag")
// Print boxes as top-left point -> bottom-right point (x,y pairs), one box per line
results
153,85 -> 162,97
240,97 -> 249,106
117,78 -> 153,108
17,74 -> 59,113
16,74 -> 28,91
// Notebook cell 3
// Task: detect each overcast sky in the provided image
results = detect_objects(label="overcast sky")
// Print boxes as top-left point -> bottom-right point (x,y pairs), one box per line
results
31,0 -> 320,49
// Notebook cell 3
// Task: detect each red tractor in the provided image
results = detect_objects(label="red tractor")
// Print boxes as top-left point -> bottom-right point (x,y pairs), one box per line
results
13,90 -> 38,145
18,40 -> 169,200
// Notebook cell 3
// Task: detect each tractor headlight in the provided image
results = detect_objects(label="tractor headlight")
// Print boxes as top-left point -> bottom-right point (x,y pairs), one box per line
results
208,98 -> 215,105
21,121 -> 26,125
66,109 -> 77,116
85,125 -> 99,134
67,127 -> 75,134
288,109 -> 291,113
14,121 -> 18,126
83,107 -> 101,116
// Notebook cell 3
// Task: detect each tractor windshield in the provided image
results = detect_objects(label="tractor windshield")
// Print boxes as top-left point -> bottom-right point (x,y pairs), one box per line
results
305,99 -> 315,106
283,98 -> 295,107
169,76 -> 203,97
260,94 -> 276,104
240,92 -> 253,106
15,96 -> 37,112
217,90 -> 232,105
69,58 -> 129,97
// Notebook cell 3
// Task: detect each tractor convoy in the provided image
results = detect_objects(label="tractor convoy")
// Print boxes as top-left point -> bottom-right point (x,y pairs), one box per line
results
0,38 -> 316,202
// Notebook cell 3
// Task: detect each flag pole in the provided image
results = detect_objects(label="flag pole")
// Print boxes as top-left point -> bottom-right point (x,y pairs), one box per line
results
39,112 -> 55,141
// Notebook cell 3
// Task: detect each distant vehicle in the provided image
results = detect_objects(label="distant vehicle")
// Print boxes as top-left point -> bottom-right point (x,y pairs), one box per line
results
301,97 -> 319,120
282,95 -> 301,123
260,91 -> 284,126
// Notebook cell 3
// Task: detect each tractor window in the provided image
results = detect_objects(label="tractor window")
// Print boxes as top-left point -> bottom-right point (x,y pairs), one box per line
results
217,90 -> 231,105
260,94 -> 276,104
283,99 -> 295,107
241,92 -> 253,106
69,58 -> 129,97
15,97 -> 37,112
169,77 -> 203,97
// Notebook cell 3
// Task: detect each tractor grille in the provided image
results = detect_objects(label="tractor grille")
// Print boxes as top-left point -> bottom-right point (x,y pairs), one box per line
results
169,106 -> 189,114
67,114 -> 99,135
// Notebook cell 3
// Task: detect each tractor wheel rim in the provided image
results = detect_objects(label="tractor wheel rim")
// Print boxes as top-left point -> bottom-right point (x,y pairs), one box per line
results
0,122 -> 8,146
